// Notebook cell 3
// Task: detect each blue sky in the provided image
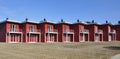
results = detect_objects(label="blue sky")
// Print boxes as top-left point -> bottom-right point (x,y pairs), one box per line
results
0,0 -> 120,24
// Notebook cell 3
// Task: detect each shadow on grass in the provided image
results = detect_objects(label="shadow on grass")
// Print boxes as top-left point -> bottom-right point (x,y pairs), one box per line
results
103,46 -> 120,50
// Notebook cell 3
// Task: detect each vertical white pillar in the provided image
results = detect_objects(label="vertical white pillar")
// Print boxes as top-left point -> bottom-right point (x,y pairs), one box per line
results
78,33 -> 80,42
57,33 -> 58,42
35,35 -> 36,42
39,33 -> 41,42
48,33 -> 50,42
102,34 -> 103,42
51,34 -> 55,42
52,34 -> 53,42
62,33 -> 64,42
36,35 -> 38,42
113,34 -> 115,41
113,34 -> 114,41
6,33 -> 7,43
88,33 -> 89,42
94,33 -> 96,41
29,33 -> 30,42
99,34 -> 100,42
73,34 -> 74,42
66,33 -> 68,42
109,35 -> 111,41
52,34 -> 55,42
17,35 -> 19,43
44,33 -> 47,42
21,33 -> 22,43
83,34 -> 85,42
9,33 -> 10,43
115,34 -> 116,41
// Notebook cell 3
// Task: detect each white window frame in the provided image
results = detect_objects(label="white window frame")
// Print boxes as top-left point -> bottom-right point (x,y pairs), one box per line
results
64,25 -> 69,32
30,25 -> 34,32
10,24 -> 16,32
48,25 -> 52,32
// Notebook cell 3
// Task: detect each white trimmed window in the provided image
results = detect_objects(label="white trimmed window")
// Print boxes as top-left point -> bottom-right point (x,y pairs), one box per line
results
80,26 -> 84,31
10,24 -> 16,32
64,25 -> 69,32
30,25 -> 34,32
48,25 -> 52,32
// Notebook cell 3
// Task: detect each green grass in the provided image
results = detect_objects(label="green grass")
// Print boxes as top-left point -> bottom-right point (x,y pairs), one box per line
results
0,42 -> 119,59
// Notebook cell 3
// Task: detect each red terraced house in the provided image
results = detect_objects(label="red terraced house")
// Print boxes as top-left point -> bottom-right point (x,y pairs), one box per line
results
100,21 -> 116,41
0,18 -> 119,43
85,20 -> 103,42
22,18 -> 41,43
39,19 -> 58,42
0,18 -> 23,43
72,20 -> 89,42
114,21 -> 120,41
56,19 -> 74,42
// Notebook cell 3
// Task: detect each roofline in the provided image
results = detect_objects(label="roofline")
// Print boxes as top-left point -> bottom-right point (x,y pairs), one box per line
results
100,23 -> 113,26
73,22 -> 86,25
0,18 -> 118,25
0,19 -> 21,24
56,22 -> 72,24
39,21 -> 56,24
86,23 -> 100,25
21,21 -> 39,24
113,24 -> 120,26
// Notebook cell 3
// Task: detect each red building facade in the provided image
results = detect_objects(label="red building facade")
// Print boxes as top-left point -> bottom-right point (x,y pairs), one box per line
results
85,22 -> 103,42
73,20 -> 89,42
56,20 -> 74,42
113,21 -> 120,41
0,18 -> 119,43
100,24 -> 116,41
39,19 -> 58,42
22,19 -> 41,43
0,18 -> 23,43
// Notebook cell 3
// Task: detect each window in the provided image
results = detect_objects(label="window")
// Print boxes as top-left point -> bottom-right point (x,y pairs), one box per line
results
80,26 -> 84,31
96,27 -> 98,32
64,25 -> 69,32
30,25 -> 34,32
48,25 -> 52,32
10,24 -> 16,32
108,26 -> 111,32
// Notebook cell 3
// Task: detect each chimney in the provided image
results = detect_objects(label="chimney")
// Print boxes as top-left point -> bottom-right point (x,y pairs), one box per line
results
61,19 -> 64,22
118,21 -> 120,24
25,18 -> 28,22
77,19 -> 79,22
6,18 -> 9,20
44,18 -> 46,22
106,20 -> 108,23
92,20 -> 94,23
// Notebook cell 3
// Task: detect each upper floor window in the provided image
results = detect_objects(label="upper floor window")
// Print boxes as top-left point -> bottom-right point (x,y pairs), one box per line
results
80,26 -> 84,30
96,27 -> 98,32
48,25 -> 52,32
10,24 -> 16,32
64,25 -> 69,32
29,25 -> 34,32
108,26 -> 111,32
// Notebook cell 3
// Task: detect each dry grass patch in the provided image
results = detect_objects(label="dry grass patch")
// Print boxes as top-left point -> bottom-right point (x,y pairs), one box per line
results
0,42 -> 119,59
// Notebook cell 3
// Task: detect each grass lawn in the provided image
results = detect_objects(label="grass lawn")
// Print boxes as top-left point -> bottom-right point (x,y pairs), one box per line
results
0,42 -> 119,59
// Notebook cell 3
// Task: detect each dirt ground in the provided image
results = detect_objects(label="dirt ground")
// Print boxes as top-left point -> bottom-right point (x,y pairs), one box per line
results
0,41 -> 119,59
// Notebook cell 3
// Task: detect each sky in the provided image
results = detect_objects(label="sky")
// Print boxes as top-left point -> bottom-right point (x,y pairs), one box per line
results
0,0 -> 120,24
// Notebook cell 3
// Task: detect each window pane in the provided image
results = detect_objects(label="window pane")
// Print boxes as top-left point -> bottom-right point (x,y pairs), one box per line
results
65,25 -> 68,32
10,24 -> 16,32
48,25 -> 52,32
30,25 -> 34,32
